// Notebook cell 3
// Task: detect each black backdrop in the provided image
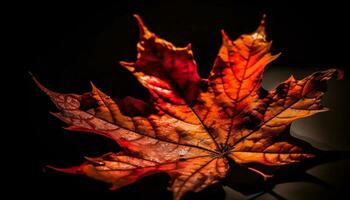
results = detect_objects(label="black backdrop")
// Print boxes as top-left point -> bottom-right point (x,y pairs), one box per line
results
17,0 -> 349,199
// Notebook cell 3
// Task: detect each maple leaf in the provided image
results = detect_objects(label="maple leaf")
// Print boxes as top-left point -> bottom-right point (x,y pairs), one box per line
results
33,14 -> 343,200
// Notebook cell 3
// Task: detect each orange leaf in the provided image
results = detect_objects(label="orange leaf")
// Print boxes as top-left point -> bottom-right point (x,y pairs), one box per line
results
33,14 -> 343,200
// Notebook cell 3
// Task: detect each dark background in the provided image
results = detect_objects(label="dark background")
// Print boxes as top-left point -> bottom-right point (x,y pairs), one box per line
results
16,0 -> 349,199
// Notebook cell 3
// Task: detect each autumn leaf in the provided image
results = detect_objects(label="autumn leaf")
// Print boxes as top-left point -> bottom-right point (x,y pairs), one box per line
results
33,14 -> 343,200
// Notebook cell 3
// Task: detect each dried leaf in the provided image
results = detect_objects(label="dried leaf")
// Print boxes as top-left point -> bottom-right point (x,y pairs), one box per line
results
33,14 -> 343,200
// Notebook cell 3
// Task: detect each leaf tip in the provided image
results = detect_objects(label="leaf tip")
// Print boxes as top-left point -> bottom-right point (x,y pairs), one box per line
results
288,75 -> 296,82
30,73 -> 53,95
119,61 -> 135,72
321,107 -> 331,112
89,81 -> 105,96
220,29 -> 230,44
261,13 -> 267,25
133,14 -> 151,38
45,165 -> 82,175
255,14 -> 266,37
64,125 -> 80,131
89,81 -> 97,90
271,52 -> 282,61
186,43 -> 192,50
84,156 -> 105,165
109,185 -> 119,190
49,111 -> 57,116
